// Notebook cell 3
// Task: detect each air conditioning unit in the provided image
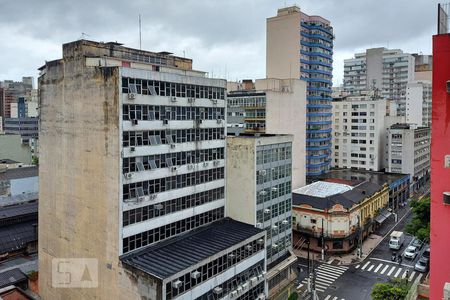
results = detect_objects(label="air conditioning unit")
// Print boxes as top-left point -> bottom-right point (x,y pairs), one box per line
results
125,172 -> 134,179
170,96 -> 177,102
172,280 -> 183,289
213,287 -> 223,294
196,119 -> 203,124
191,271 -> 201,279
255,223 -> 262,229
163,119 -> 169,125
282,220 -> 288,225
236,286 -> 243,293
150,194 -> 157,200
128,93 -> 136,100
250,276 -> 258,285
132,119 -> 138,126
154,203 -> 164,210
216,118 -> 222,124
258,170 -> 267,176
213,160 -> 220,166
187,164 -> 194,170
130,146 -> 136,152
188,97 -> 195,103
220,134 -> 225,139
211,99 -> 218,104
259,191 -> 267,196
230,291 -> 238,298
203,161 -> 209,167
242,283 -> 249,289
170,144 -> 176,149
271,187 -> 278,192
228,253 -> 235,259
272,225 -> 278,230
257,293 -> 266,300
256,238 -> 264,245
137,195 -> 146,202
170,166 -> 178,172
264,208 -> 271,214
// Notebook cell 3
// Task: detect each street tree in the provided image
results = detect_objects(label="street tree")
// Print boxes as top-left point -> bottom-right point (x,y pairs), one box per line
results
405,197 -> 430,241
371,278 -> 409,300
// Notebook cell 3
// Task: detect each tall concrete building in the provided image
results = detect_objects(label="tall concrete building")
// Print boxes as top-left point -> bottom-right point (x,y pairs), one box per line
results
0,78 -> 33,121
386,124 -> 430,191
343,48 -> 415,116
227,78 -> 306,188
226,134 -> 297,297
266,6 -> 334,177
39,40 -> 267,300
331,94 -> 389,171
405,80 -> 432,127
413,53 -> 432,82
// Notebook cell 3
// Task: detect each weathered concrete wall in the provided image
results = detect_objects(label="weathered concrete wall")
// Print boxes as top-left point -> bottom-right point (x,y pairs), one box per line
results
38,55 -> 148,299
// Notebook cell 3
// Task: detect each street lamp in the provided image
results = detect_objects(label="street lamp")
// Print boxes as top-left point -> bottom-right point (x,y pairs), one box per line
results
357,214 -> 363,258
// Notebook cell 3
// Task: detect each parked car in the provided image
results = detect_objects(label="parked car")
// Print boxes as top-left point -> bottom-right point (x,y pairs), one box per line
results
421,247 -> 430,263
411,238 -> 424,250
403,246 -> 418,259
414,257 -> 429,272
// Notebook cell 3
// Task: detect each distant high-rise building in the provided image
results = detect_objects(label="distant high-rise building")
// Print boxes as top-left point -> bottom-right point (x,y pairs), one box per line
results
0,78 -> 33,120
386,124 -> 430,191
39,40 -> 267,300
405,80 -> 432,126
227,78 -> 307,188
332,92 -> 392,171
343,48 -> 415,116
266,6 -> 334,177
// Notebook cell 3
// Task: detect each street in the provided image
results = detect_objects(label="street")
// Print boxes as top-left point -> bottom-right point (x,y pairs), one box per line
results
294,196 -> 429,300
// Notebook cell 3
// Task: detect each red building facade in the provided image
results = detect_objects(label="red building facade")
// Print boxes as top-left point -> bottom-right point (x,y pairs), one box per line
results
430,33 -> 450,299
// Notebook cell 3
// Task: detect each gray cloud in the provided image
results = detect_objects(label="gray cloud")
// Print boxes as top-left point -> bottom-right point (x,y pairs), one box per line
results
0,0 -> 441,86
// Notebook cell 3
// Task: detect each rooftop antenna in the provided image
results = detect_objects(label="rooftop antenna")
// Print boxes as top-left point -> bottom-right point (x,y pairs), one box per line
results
80,32 -> 90,40
139,14 -> 142,50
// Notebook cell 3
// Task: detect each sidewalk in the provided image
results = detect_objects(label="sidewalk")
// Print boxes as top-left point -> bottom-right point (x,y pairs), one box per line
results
293,202 -> 412,266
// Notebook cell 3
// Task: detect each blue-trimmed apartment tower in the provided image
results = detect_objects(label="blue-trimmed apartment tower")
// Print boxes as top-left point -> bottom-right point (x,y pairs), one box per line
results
267,6 -> 333,178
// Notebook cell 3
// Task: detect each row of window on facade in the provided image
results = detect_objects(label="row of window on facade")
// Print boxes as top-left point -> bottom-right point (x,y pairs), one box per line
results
122,187 -> 224,226
123,105 -> 224,121
256,200 -> 292,223
227,97 -> 266,108
123,167 -> 224,200
256,164 -> 292,185
123,207 -> 225,253
166,240 -> 264,299
122,128 -> 225,147
122,77 -> 225,100
257,181 -> 292,205
122,148 -> 224,174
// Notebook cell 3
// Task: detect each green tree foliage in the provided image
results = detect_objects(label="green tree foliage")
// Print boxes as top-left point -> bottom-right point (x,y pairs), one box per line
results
371,278 -> 409,300
405,197 -> 430,241
288,292 -> 298,300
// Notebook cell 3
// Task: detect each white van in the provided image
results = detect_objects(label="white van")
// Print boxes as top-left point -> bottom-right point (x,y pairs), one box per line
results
389,231 -> 405,250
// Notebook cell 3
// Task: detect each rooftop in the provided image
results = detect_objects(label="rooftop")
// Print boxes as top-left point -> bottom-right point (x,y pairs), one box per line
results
121,218 -> 264,279
314,168 -> 409,187
293,181 -> 383,211
0,268 -> 27,289
0,220 -> 37,254
0,202 -> 38,221
0,167 -> 38,181
293,181 -> 353,198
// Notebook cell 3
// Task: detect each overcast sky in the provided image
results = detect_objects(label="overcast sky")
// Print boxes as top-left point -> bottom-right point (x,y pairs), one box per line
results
0,0 -> 441,87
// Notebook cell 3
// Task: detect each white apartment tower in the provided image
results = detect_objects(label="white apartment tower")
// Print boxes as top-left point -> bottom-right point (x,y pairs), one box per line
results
386,124 -> 430,191
405,80 -> 432,127
39,40 -> 267,300
343,48 -> 415,116
332,95 -> 387,171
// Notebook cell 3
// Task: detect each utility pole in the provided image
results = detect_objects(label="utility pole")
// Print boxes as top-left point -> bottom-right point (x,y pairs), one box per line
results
321,218 -> 325,261
358,214 -> 363,258
307,240 -> 311,292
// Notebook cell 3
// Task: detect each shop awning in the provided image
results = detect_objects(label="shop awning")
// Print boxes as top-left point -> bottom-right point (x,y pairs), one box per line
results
374,209 -> 393,224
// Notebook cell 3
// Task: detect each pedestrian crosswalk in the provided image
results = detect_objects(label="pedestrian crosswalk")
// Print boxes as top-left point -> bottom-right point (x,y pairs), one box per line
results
323,295 -> 346,300
354,260 -> 424,282
298,263 -> 349,293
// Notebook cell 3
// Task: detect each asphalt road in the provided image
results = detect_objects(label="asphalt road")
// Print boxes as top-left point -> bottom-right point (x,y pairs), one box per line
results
295,201 -> 429,300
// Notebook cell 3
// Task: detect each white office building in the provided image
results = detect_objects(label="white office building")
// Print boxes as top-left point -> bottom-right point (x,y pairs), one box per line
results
386,124 -> 430,191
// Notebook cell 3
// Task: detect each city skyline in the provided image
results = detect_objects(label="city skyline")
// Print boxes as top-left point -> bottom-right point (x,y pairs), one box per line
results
0,0 -> 440,85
